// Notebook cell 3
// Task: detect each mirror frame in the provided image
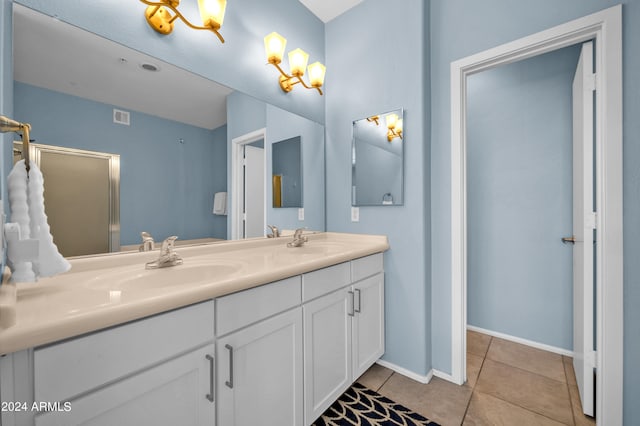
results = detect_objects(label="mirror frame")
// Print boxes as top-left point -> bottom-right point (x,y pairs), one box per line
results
351,108 -> 405,207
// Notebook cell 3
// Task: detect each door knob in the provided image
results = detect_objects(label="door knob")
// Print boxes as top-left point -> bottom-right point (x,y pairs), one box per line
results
562,236 -> 576,244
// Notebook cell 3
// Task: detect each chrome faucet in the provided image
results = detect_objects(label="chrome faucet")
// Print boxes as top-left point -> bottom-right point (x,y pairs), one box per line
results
287,228 -> 308,248
139,232 -> 155,252
267,225 -> 280,238
145,236 -> 183,269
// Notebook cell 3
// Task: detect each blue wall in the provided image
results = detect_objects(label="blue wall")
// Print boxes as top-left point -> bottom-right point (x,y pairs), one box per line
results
466,46 -> 580,350
325,0 -> 431,376
14,82 -> 227,245
429,1 -> 640,422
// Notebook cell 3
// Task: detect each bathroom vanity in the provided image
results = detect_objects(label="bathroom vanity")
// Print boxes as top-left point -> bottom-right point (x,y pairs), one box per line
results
0,232 -> 388,426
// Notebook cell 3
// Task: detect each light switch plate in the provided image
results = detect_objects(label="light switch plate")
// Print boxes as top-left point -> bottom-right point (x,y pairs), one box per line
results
298,208 -> 304,221
351,207 -> 359,222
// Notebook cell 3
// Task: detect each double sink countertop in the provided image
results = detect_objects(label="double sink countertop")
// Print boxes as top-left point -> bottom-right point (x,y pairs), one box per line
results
0,232 -> 389,355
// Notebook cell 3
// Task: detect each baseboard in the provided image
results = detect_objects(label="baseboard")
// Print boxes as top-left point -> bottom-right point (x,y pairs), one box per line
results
432,369 -> 457,383
375,359 -> 433,384
467,325 -> 574,357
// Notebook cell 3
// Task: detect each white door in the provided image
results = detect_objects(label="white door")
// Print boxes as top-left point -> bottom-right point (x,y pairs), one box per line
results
243,145 -> 264,238
352,273 -> 385,379
572,40 -> 595,417
303,288 -> 352,425
217,308 -> 303,426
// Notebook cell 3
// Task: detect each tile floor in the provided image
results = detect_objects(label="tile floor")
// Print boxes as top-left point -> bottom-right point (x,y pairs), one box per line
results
357,330 -> 596,426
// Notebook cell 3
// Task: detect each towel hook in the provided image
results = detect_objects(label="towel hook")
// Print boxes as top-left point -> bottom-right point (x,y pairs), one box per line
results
0,115 -> 31,173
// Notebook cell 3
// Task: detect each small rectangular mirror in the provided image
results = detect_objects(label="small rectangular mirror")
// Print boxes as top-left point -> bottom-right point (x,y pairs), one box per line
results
352,108 -> 404,206
272,136 -> 303,208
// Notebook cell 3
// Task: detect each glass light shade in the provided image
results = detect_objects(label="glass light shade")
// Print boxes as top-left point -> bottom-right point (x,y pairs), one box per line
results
395,119 -> 403,133
308,62 -> 326,88
288,48 -> 309,77
386,113 -> 398,129
198,0 -> 226,28
264,32 -> 287,64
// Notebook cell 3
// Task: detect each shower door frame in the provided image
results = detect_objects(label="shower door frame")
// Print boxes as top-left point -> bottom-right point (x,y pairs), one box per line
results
16,142 -> 121,253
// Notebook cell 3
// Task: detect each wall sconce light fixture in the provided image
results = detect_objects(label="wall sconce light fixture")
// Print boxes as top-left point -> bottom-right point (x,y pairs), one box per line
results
264,32 -> 326,95
366,115 -> 380,126
140,0 -> 227,43
386,113 -> 403,142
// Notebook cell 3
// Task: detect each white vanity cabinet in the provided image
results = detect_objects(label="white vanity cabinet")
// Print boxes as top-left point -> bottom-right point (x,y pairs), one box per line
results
0,249 -> 386,426
215,276 -> 304,426
303,254 -> 385,425
0,301 -> 216,426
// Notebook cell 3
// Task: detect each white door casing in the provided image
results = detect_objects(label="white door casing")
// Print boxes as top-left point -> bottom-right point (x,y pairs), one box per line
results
231,128 -> 267,240
450,6 -> 623,425
572,41 -> 596,417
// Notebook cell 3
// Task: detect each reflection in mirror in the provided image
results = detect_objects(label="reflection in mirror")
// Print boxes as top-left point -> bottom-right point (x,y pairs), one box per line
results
12,5 -> 230,256
13,142 -> 120,257
272,136 -> 303,208
351,109 -> 404,206
12,5 -> 325,253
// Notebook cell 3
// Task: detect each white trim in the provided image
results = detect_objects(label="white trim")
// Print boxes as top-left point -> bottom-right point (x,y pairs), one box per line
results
467,325 -> 574,358
432,369 -> 455,383
231,128 -> 267,240
450,6 -> 623,425
375,360 -> 433,384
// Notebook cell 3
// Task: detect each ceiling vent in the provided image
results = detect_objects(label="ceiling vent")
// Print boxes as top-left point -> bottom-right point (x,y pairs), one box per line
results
113,109 -> 130,126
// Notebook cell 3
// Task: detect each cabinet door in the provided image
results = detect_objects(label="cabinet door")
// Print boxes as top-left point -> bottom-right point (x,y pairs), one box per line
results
217,308 -> 303,426
303,288 -> 352,425
352,273 -> 385,379
35,344 -> 216,426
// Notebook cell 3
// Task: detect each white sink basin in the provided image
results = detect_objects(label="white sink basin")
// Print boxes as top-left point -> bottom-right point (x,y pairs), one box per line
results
84,261 -> 245,292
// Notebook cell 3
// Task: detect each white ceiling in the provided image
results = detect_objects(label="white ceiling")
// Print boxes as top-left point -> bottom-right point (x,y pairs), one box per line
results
13,5 -> 232,130
299,0 -> 363,23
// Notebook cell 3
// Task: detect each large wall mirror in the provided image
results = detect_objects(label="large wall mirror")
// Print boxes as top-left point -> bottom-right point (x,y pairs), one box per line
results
11,4 -> 325,256
272,136 -> 303,208
351,109 -> 404,206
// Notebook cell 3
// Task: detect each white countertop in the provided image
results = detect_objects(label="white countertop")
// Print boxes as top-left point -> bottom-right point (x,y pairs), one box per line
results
0,232 -> 388,355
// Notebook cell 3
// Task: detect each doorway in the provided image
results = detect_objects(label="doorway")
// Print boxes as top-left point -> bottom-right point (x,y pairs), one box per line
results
231,128 -> 267,239
449,6 -> 623,425
466,41 -> 594,415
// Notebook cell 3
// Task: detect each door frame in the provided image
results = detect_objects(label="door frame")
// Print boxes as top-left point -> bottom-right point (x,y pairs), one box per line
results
231,128 -> 267,240
15,141 -> 121,252
449,5 -> 622,425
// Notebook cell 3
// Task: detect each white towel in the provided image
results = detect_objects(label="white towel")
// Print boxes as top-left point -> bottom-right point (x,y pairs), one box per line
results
213,192 -> 227,215
26,161 -> 71,277
7,160 -> 36,282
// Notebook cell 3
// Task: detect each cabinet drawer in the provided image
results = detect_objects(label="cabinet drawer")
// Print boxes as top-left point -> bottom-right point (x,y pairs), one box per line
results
216,276 -> 301,336
351,253 -> 384,283
302,262 -> 351,302
34,300 -> 214,403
